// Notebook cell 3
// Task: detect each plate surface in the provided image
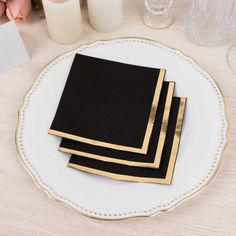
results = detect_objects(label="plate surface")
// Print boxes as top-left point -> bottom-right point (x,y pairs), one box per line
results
16,38 -> 228,220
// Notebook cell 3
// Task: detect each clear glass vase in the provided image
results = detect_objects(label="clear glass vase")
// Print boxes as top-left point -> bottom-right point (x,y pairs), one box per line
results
186,0 -> 236,46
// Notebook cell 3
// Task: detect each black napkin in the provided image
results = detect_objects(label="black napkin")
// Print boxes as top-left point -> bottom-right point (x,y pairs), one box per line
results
59,82 -> 175,168
49,54 -> 165,154
68,97 -> 187,184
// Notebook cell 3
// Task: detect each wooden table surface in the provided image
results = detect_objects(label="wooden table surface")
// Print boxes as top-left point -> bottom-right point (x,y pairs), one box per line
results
0,0 -> 235,235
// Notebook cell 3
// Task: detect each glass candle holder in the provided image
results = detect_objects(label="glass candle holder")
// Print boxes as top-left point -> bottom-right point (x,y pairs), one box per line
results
186,0 -> 236,46
142,0 -> 174,29
227,43 -> 236,73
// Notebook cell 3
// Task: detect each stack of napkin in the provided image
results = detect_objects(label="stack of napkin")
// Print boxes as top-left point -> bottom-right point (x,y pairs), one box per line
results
49,54 -> 186,184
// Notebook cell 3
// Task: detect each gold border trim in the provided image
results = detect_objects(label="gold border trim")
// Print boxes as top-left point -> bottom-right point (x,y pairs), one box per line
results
59,82 -> 175,168
48,69 -> 165,154
15,37 -> 229,221
67,98 -> 186,184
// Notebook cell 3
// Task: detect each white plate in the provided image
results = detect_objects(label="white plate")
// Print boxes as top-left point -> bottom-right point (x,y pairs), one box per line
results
16,38 -> 228,220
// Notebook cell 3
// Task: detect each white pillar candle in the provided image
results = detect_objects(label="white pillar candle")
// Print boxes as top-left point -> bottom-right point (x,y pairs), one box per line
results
42,0 -> 82,44
87,0 -> 123,33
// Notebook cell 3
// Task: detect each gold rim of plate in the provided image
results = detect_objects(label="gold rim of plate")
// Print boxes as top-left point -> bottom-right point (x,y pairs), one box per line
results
15,37 -> 229,221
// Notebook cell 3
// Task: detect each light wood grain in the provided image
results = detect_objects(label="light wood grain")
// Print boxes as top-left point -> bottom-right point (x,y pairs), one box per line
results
0,1 -> 235,235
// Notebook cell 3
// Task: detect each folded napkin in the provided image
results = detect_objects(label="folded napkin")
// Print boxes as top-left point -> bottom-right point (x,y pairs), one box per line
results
49,54 -> 165,154
68,97 -> 187,184
59,82 -> 174,168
